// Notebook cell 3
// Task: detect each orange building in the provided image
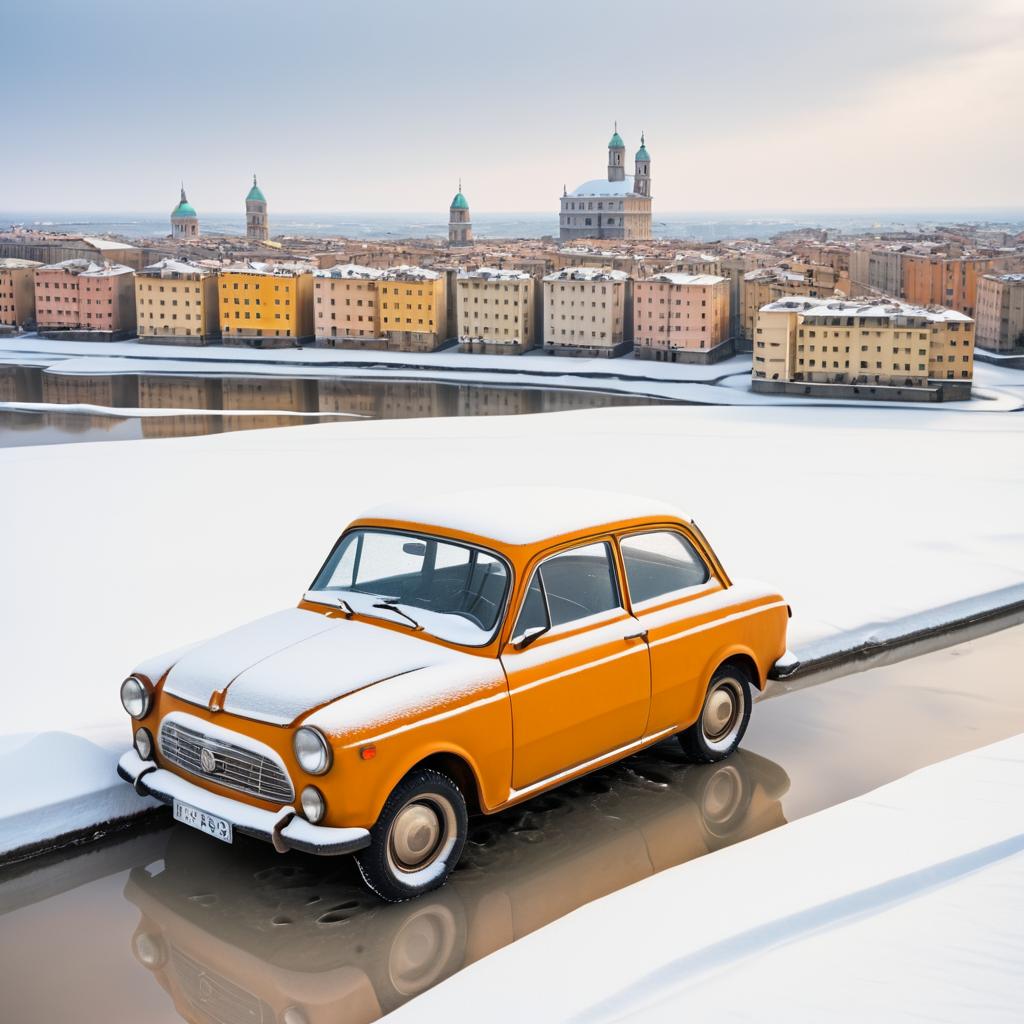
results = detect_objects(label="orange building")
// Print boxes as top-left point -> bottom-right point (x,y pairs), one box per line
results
901,253 -> 1011,318
0,258 -> 41,327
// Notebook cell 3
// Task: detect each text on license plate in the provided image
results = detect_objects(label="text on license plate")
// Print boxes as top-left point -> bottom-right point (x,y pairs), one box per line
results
173,799 -> 233,843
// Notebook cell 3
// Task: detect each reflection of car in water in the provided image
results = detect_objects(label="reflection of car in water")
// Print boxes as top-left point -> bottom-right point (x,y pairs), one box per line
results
125,745 -> 789,1024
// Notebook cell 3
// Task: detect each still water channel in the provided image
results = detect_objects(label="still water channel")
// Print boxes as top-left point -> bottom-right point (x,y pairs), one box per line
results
0,363 -> 661,446
2,622 -> 1023,1023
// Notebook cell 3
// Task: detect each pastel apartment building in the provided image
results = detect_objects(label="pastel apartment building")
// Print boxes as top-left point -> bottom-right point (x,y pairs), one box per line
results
378,266 -> 448,352
218,262 -> 315,346
974,274 -> 1024,352
313,263 -> 382,347
543,267 -> 631,357
34,259 -> 135,336
900,252 -> 1019,318
0,258 -> 41,327
752,297 -> 975,402
457,267 -> 536,353
135,258 -> 219,344
633,272 -> 731,363
740,263 -> 843,341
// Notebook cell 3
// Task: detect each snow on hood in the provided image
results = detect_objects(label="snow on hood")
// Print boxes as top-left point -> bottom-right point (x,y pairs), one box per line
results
161,607 -> 470,726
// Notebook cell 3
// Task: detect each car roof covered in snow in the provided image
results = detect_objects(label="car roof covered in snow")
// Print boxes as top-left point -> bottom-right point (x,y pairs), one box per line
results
357,487 -> 690,547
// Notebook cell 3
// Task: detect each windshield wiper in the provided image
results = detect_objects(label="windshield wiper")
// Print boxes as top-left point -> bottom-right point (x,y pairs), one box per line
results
372,601 -> 423,631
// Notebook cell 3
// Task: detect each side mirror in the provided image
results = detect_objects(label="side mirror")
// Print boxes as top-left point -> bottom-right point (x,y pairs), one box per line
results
402,542 -> 427,556
512,626 -> 549,651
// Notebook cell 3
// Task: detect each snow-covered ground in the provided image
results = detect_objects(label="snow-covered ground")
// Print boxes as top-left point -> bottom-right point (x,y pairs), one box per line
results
388,732 -> 1024,1023
1,333 -> 1022,411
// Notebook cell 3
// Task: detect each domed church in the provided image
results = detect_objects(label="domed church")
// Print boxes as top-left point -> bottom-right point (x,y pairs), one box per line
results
559,127 -> 652,241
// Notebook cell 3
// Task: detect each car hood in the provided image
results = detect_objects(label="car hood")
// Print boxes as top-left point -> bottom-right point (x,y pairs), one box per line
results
161,607 -> 472,726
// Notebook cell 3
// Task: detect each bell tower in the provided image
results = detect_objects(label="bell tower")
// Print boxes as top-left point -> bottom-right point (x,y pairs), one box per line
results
245,174 -> 269,242
634,133 -> 651,197
607,123 -> 626,182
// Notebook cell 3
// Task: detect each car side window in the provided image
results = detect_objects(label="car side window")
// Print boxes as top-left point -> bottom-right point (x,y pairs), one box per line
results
513,541 -> 621,638
620,530 -> 710,604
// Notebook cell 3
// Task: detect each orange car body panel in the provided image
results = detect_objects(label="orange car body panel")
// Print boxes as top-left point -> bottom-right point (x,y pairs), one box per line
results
129,512 -> 788,832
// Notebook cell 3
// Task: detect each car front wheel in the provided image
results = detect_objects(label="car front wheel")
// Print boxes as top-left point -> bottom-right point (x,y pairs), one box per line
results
356,769 -> 468,903
677,665 -> 752,763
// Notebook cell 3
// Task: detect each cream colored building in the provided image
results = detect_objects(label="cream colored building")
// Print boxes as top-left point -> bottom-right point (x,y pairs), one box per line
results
378,266 -> 448,351
0,258 -> 41,327
457,267 -> 536,353
633,273 -> 731,363
135,258 -> 219,344
752,296 -> 975,401
313,263 -> 383,345
543,267 -> 630,356
975,274 -> 1024,352
741,263 -> 843,341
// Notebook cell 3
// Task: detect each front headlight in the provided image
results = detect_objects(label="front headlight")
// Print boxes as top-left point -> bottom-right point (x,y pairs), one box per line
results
134,727 -> 153,760
120,676 -> 152,719
293,726 -> 332,775
300,786 -> 326,823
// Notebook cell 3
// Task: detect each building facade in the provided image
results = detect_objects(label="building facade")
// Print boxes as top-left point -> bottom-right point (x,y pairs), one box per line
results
543,267 -> 630,356
171,186 -> 199,240
313,263 -> 383,345
559,129 -> 652,241
752,297 -> 975,401
34,259 -> 135,334
633,273 -> 731,363
901,253 -> 1001,318
378,266 -> 448,351
245,175 -> 269,241
457,267 -> 535,353
0,258 -> 41,327
448,185 -> 473,246
135,258 -> 220,344
218,262 -> 315,346
741,263 -> 843,341
975,273 -> 1024,352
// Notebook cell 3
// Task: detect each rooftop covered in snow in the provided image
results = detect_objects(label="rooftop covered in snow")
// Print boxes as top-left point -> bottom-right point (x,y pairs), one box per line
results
314,263 -> 383,280
543,267 -> 630,283
647,272 -> 727,286
138,258 -> 215,278
360,487 -> 689,546
458,267 -> 532,281
760,297 -> 974,322
568,176 -> 640,198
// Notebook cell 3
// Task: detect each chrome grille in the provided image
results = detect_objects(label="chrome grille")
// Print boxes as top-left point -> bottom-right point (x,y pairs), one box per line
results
171,947 -> 274,1024
158,719 -> 294,804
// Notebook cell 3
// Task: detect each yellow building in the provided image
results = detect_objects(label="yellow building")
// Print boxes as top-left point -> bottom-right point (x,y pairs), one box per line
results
219,261 -> 315,346
0,258 -> 41,327
741,263 -> 843,341
378,266 -> 448,352
542,267 -> 631,357
457,267 -> 536,353
752,296 -> 975,402
135,258 -> 219,344
313,263 -> 383,346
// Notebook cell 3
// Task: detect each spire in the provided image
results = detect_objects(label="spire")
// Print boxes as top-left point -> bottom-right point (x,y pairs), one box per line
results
253,172 -> 258,187
180,182 -> 187,202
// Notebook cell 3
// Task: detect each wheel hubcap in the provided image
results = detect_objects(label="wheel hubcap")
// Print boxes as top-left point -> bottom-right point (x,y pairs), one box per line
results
703,684 -> 737,740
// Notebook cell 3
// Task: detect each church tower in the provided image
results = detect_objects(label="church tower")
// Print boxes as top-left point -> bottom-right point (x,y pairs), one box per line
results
245,174 -> 269,241
634,133 -> 651,197
170,184 -> 199,240
607,124 -> 625,182
448,182 -> 473,246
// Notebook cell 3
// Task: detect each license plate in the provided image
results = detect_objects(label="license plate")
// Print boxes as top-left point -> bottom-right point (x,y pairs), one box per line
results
173,799 -> 233,844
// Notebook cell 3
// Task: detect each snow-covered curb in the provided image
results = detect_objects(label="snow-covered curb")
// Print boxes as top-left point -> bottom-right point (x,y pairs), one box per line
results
388,733 -> 1024,1023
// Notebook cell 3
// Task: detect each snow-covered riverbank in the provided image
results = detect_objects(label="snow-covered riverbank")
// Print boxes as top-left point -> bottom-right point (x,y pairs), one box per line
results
388,732 -> 1024,1023
2,401 -> 1023,858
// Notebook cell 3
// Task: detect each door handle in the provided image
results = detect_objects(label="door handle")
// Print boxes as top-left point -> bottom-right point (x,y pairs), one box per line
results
624,630 -> 648,642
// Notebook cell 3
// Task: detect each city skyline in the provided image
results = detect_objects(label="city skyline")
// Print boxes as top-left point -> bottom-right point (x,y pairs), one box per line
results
1,0 -> 1022,215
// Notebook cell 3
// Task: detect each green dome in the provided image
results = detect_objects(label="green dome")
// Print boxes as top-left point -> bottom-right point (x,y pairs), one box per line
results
608,131 -> 624,149
635,143 -> 650,161
450,191 -> 469,210
246,175 -> 266,202
172,200 -> 197,219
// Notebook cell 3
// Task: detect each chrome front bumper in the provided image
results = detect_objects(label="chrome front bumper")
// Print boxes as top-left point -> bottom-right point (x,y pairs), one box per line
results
117,749 -> 371,857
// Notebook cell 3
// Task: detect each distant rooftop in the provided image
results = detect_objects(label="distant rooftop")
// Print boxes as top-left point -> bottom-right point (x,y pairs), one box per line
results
139,258 -> 213,277
381,265 -> 441,281
647,272 -> 726,286
459,266 -> 531,281
544,267 -> 630,283
315,263 -> 383,280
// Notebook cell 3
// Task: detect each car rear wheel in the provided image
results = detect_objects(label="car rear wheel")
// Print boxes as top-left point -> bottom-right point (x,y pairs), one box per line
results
677,665 -> 752,763
356,769 -> 468,903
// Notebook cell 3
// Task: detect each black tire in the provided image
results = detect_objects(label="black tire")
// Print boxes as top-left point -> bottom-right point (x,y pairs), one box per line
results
677,664 -> 752,764
356,769 -> 468,903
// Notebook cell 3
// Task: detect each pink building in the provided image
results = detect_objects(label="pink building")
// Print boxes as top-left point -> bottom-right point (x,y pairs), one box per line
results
633,272 -> 731,363
34,259 -> 135,334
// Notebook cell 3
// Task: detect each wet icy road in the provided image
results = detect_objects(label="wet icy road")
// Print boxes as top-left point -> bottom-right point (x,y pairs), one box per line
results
1,621 -> 1023,1024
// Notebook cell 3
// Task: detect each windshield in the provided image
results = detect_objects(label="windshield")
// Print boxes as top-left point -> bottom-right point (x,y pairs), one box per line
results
309,528 -> 510,645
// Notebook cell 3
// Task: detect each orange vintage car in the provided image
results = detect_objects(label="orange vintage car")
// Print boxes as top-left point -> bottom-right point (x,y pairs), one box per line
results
117,487 -> 791,901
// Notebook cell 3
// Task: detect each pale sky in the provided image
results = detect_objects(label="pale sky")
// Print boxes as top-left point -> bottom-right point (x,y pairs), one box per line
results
2,0 -> 1022,214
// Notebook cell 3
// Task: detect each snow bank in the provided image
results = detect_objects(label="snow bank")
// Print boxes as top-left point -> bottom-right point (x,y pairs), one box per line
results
1,401 -> 1023,858
388,733 -> 1024,1023
0,729 -> 156,859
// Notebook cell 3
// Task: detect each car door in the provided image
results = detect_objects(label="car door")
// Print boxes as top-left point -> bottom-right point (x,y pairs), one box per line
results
617,528 -> 726,735
500,539 -> 651,792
